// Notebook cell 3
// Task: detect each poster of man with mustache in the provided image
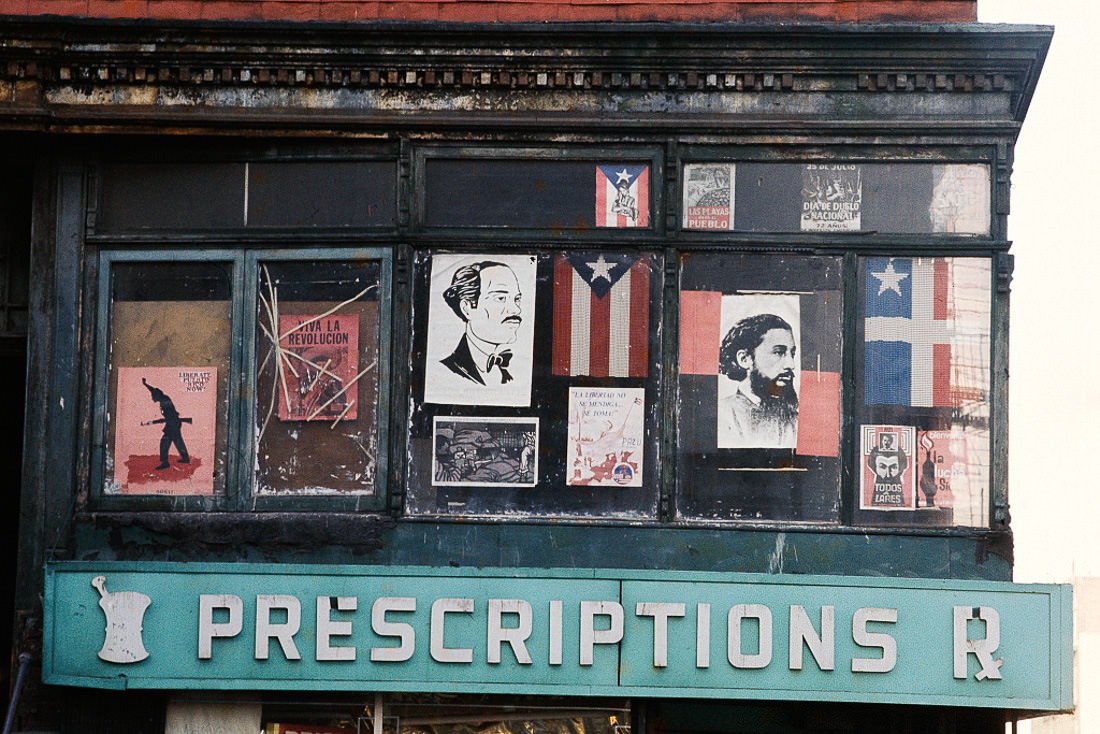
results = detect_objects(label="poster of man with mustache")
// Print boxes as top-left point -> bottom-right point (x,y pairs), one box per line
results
716,294 -> 801,449
423,253 -> 538,407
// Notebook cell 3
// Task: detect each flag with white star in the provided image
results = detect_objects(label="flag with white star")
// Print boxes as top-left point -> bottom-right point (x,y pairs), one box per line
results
552,253 -> 651,377
595,164 -> 650,228
863,256 -> 991,407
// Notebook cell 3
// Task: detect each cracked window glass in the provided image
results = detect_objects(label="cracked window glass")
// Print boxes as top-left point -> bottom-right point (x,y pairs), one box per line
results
254,259 -> 384,496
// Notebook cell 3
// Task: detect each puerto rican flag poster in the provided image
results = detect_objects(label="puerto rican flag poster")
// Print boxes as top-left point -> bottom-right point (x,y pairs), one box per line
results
595,164 -> 650,228
863,257 -> 991,407
552,253 -> 652,378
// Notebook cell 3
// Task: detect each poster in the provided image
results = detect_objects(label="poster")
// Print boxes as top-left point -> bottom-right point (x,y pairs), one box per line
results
801,164 -> 862,232
916,429 -> 969,509
551,253 -> 650,378
112,366 -> 218,495
682,163 -> 736,230
423,254 -> 538,407
595,164 -> 650,228
859,424 -> 917,510
432,417 -> 538,487
929,163 -> 990,235
566,387 -> 644,487
277,313 -> 360,422
716,294 -> 801,449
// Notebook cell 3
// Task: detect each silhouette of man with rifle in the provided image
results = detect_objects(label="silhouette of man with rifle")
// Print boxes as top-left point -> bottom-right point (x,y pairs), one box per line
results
141,377 -> 191,470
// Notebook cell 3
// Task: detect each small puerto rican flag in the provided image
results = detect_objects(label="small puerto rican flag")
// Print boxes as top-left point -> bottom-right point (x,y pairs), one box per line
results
595,164 -> 650,228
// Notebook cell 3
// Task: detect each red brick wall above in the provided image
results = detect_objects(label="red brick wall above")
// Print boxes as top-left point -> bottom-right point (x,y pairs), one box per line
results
9,0 -> 977,23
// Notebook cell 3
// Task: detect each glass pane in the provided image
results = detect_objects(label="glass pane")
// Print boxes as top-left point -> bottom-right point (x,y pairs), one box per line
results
254,259 -> 384,496
681,162 -> 990,235
104,262 -> 232,497
406,249 -> 663,518
677,253 -> 843,522
855,256 -> 992,527
424,159 -> 653,230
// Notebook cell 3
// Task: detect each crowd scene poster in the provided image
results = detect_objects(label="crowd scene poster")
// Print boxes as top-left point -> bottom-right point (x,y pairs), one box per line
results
432,417 -> 539,488
801,164 -> 862,232
682,163 -> 736,231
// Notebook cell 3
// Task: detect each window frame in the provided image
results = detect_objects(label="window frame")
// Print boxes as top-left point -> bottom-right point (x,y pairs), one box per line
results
88,246 -> 394,513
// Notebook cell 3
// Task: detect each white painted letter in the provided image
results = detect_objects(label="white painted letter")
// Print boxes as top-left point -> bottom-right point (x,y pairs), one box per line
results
953,606 -> 1002,680
696,603 -> 711,669
316,596 -> 357,662
256,595 -> 302,661
789,605 -> 835,671
727,604 -> 772,669
851,607 -> 897,673
198,594 -> 243,659
549,600 -> 563,666
487,599 -> 533,665
370,597 -> 415,662
431,598 -> 474,663
579,601 -> 624,666
636,602 -> 686,668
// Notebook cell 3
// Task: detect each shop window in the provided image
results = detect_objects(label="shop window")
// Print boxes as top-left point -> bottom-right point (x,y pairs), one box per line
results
85,149 -> 1000,528
97,259 -> 235,503
404,249 -> 664,519
253,258 -> 389,500
854,256 -> 992,527
681,162 -> 990,235
91,249 -> 392,511
676,253 -> 844,523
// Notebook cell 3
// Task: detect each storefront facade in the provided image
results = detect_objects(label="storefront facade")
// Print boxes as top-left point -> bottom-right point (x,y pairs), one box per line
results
0,4 -> 1064,732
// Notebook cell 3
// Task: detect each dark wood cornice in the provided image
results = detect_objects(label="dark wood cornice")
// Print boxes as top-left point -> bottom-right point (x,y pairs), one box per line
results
0,18 -> 1052,135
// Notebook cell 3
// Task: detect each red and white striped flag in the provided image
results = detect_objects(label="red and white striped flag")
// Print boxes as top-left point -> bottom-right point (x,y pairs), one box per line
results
595,164 -> 650,228
552,254 -> 650,378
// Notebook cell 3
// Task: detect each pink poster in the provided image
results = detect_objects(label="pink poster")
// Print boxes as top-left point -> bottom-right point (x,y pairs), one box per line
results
916,429 -> 967,509
277,314 -> 360,421
113,366 -> 218,495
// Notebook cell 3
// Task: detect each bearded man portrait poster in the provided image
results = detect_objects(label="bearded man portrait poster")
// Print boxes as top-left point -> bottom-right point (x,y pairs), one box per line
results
716,294 -> 801,449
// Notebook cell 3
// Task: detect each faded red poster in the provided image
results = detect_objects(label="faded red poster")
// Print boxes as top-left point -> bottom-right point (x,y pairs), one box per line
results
859,424 -> 917,510
113,366 -> 218,495
916,429 -> 967,509
277,314 -> 360,421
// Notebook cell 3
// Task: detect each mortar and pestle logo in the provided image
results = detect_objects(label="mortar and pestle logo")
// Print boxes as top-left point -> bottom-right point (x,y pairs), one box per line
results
92,575 -> 151,664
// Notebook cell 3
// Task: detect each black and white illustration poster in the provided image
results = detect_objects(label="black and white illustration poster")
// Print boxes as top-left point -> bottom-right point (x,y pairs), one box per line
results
859,424 -> 918,510
432,417 -> 539,487
682,163 -> 736,231
423,254 -> 538,407
716,294 -> 801,449
801,164 -> 862,232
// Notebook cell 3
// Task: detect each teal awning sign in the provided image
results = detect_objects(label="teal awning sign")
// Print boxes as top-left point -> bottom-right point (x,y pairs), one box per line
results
43,562 -> 1072,711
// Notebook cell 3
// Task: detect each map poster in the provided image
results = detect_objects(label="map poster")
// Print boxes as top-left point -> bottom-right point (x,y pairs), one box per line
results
567,387 -> 645,487
859,424 -> 917,510
682,163 -> 736,231
277,313 -> 360,422
801,164 -> 862,232
113,366 -> 218,495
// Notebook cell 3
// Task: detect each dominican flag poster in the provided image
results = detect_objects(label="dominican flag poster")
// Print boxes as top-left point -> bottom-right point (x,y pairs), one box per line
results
552,253 -> 651,378
863,257 -> 991,407
595,164 -> 650,228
